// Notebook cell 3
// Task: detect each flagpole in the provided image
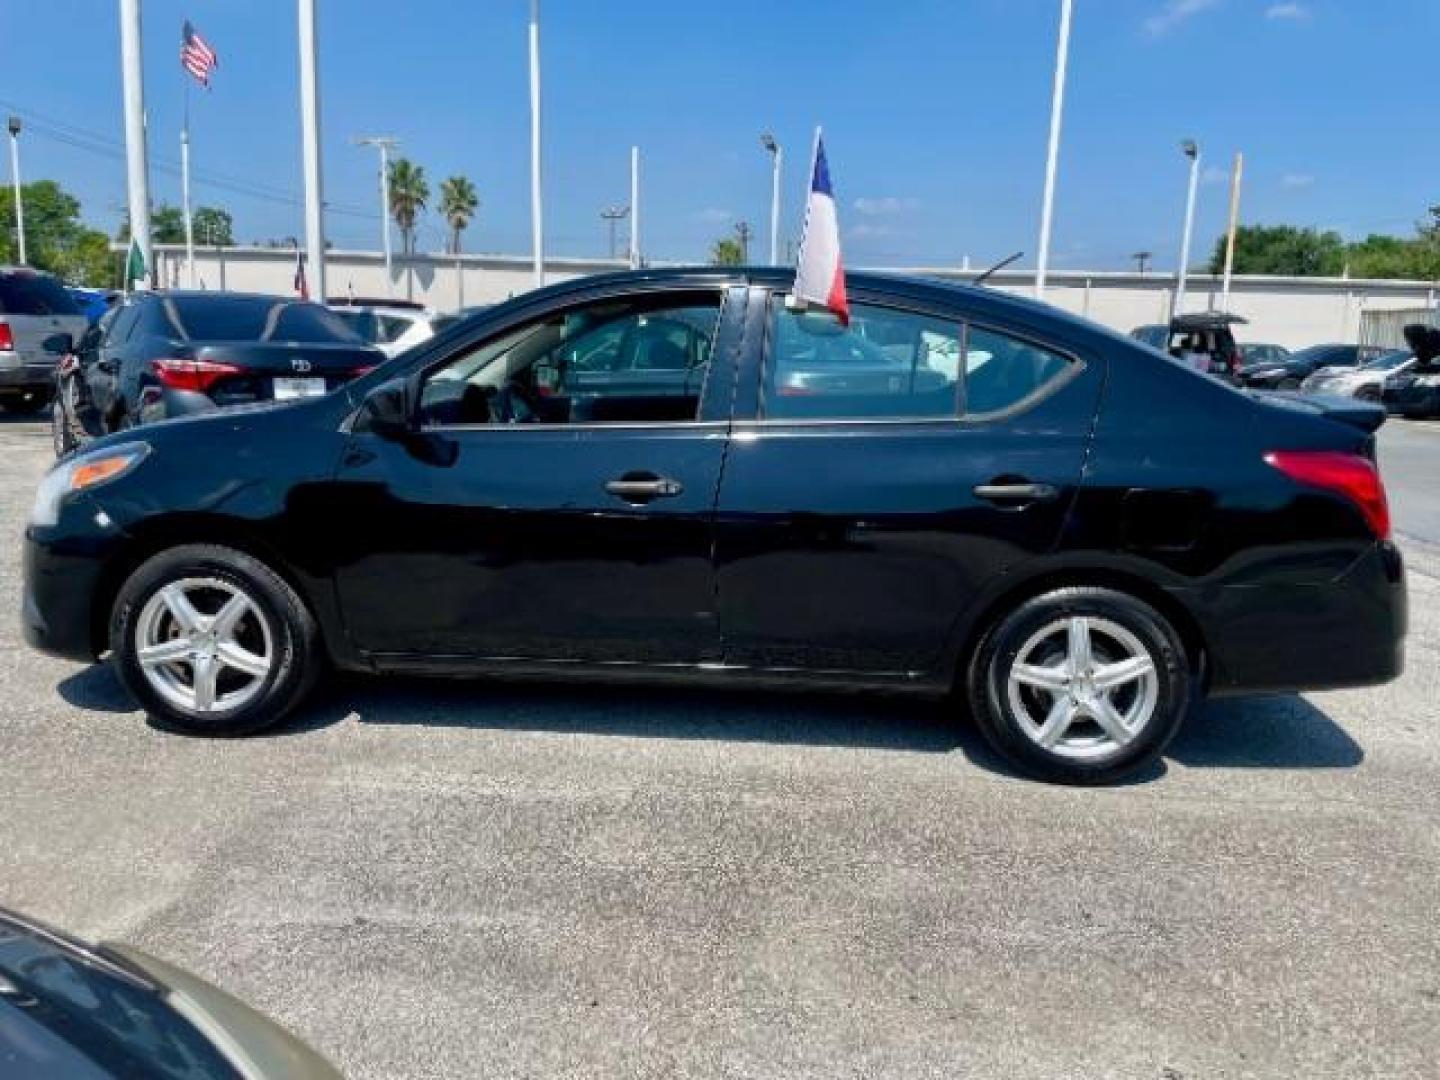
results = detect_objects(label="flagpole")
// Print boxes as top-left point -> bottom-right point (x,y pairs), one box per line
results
1034,0 -> 1073,300
181,76 -> 196,288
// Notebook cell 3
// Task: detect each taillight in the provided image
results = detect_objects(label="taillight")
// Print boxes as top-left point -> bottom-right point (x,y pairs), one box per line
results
1265,450 -> 1391,540
349,365 -> 376,378
151,357 -> 245,394
0,321 -> 13,352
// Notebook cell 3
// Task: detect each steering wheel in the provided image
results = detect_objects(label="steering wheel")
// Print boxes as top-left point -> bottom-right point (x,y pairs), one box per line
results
488,380 -> 541,424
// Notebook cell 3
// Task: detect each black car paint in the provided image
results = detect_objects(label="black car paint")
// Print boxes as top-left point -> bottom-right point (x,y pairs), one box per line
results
23,269 -> 1405,703
1241,343 -> 1382,389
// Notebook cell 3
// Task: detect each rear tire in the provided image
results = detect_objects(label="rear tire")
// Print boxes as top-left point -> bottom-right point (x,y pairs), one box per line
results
110,545 -> 322,736
51,382 -> 89,458
967,587 -> 1191,785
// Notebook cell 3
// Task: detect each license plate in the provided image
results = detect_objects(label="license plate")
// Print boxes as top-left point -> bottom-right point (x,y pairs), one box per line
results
272,376 -> 326,400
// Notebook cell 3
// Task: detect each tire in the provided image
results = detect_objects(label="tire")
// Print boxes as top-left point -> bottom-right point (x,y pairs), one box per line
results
110,544 -> 322,736
1356,387 -> 1381,403
967,587 -> 1191,785
51,383 -> 88,458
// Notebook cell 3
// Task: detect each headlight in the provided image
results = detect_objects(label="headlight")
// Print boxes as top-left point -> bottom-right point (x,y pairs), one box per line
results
30,442 -> 150,528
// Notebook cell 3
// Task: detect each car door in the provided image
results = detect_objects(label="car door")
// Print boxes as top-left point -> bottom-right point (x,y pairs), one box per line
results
327,285 -> 744,665
84,301 -> 141,421
713,286 -> 1103,675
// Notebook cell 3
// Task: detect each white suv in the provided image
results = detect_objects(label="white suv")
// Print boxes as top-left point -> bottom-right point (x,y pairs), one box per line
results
328,301 -> 439,359
0,268 -> 89,414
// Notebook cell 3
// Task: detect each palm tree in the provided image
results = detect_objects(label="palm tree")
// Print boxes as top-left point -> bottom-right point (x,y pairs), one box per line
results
386,158 -> 429,255
438,175 -> 480,256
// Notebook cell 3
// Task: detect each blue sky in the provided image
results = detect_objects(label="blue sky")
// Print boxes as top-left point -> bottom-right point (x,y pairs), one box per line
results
4,0 -> 1436,270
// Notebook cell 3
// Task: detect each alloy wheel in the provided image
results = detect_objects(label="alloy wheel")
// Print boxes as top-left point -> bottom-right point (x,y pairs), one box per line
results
133,577 -> 275,715
1006,615 -> 1160,761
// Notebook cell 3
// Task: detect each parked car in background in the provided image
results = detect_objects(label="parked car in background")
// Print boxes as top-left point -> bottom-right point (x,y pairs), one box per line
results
1302,348 -> 1414,401
1382,362 -> 1440,417
1129,312 -> 1245,382
1240,343 -> 1291,367
0,267 -> 88,415
1240,343 -> 1385,390
65,286 -> 119,324
0,905 -> 340,1077
327,298 -> 440,357
24,268 -> 1405,785
48,291 -> 382,450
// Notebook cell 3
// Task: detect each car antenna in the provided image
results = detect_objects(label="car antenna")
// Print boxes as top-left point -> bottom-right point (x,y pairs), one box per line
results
972,251 -> 1024,286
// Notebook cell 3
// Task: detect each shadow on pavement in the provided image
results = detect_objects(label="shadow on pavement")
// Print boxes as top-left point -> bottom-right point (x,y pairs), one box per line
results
1170,694 -> 1363,769
59,663 -> 1363,778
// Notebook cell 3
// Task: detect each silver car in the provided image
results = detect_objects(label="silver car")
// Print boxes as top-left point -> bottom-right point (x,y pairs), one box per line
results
1301,348 -> 1414,401
0,267 -> 89,414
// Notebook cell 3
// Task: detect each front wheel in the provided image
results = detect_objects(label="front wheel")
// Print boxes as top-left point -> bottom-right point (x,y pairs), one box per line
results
968,587 -> 1191,784
110,545 -> 322,736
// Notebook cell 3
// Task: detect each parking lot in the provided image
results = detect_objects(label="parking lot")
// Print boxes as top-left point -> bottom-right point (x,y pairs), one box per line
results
1,412 -> 1438,1079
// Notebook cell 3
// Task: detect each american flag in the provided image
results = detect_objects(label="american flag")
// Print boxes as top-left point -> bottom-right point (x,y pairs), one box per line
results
181,21 -> 218,86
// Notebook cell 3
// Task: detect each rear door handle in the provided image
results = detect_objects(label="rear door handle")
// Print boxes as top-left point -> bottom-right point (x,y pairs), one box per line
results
973,482 -> 1060,504
605,475 -> 684,503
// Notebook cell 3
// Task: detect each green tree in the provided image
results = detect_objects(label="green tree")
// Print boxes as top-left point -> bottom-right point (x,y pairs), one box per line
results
0,180 -> 115,284
1207,224 -> 1346,277
191,206 -> 234,246
387,158 -> 429,254
438,175 -> 479,255
710,237 -> 745,266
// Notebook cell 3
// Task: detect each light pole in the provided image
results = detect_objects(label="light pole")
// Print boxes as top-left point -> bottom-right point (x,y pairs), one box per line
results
353,135 -> 398,289
629,145 -> 641,270
528,0 -> 544,288
297,0 -> 328,302
119,0 -> 152,289
1132,251 -> 1152,275
6,117 -> 24,266
600,206 -> 629,261
761,132 -> 782,265
1174,138 -> 1201,319
1220,151 -> 1245,311
735,221 -> 753,264
1034,0 -> 1073,299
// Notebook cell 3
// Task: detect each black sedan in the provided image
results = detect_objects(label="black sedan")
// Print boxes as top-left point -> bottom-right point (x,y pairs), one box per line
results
1240,342 -> 1384,390
48,291 -> 382,452
22,269 -> 1405,785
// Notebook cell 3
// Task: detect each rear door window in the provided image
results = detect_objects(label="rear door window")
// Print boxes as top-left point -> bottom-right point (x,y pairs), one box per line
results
0,273 -> 82,317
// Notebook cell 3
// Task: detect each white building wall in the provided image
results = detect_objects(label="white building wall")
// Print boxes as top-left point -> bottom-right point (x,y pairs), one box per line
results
152,246 -> 1437,350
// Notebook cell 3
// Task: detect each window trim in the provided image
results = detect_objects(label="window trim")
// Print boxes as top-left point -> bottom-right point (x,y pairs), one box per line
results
752,294 -> 1087,427
416,287 -> 732,432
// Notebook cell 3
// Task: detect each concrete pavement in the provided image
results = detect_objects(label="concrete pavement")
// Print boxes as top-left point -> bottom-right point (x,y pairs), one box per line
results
1,413 -> 1437,1079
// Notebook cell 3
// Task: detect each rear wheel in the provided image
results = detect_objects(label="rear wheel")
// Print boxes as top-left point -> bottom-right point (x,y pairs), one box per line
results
110,545 -> 321,736
1356,386 -> 1381,403
968,587 -> 1191,784
51,382 -> 89,457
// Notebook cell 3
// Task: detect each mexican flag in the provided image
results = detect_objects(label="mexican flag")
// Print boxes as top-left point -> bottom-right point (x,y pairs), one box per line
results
124,236 -> 147,290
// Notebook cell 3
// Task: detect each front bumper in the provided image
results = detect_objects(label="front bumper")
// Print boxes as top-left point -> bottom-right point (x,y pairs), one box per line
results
21,506 -> 126,662
1187,541 -> 1406,695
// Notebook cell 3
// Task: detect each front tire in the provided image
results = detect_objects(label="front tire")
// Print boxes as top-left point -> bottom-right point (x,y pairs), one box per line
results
968,587 -> 1191,784
110,545 -> 321,736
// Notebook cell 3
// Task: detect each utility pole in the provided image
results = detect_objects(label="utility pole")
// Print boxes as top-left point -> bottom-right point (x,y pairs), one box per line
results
353,135 -> 398,289
1173,138 -> 1201,319
629,145 -> 641,269
1220,151 -> 1245,311
600,206 -> 629,261
761,132 -> 782,265
119,0 -> 152,288
528,0 -> 544,288
735,220 -> 753,264
297,0 -> 327,301
6,117 -> 24,265
1034,0 -> 1073,299
1132,251 -> 1152,275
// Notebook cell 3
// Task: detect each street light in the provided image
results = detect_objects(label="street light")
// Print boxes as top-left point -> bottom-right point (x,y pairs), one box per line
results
6,116 -> 24,265
353,135 -> 399,289
600,205 -> 630,261
1173,138 -> 1201,318
1034,0 -> 1074,299
761,132 -> 782,265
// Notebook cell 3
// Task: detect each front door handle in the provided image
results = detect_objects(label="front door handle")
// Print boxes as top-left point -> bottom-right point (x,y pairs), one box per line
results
973,481 -> 1060,505
605,475 -> 684,503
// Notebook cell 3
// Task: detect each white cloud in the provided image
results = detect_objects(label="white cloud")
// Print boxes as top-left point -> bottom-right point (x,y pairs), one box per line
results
1265,2 -> 1310,20
848,223 -> 895,240
1282,173 -> 1316,188
852,196 -> 920,217
695,208 -> 733,223
1144,0 -> 1222,36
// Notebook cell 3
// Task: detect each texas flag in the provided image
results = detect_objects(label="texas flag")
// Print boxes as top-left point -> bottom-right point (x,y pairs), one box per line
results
793,130 -> 849,325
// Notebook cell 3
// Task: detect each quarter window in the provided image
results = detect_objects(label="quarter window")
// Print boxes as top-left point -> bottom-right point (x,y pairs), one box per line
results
761,300 -> 1072,420
419,293 -> 721,427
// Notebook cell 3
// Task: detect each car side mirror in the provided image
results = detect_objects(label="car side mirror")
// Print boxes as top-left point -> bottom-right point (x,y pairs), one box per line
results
357,379 -> 413,440
42,333 -> 74,355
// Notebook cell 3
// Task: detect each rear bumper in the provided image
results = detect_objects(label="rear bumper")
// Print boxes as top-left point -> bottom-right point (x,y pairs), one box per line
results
0,359 -> 55,392
1184,541 -> 1406,695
